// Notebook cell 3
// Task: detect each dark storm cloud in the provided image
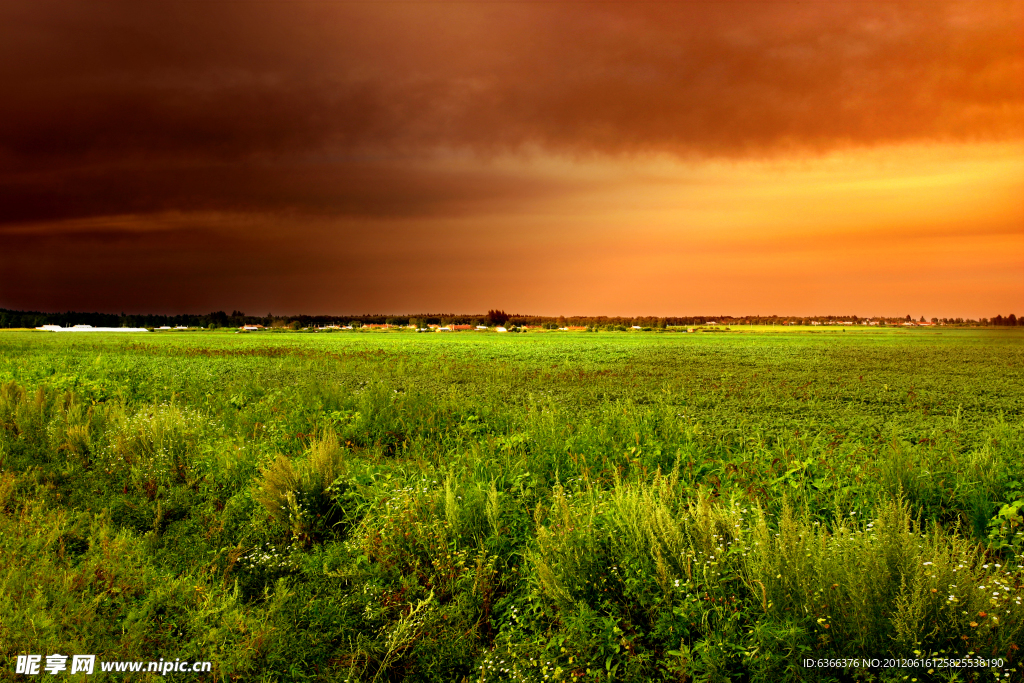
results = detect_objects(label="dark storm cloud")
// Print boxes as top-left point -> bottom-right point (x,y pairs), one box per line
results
0,218 -> 248,312
1,0 -> 1021,225
0,161 -> 580,225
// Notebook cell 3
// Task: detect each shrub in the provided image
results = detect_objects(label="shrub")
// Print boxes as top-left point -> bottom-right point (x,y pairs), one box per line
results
255,433 -> 349,546
104,401 -> 205,497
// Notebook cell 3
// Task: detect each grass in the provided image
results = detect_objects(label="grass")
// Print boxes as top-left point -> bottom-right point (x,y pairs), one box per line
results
0,327 -> 1022,682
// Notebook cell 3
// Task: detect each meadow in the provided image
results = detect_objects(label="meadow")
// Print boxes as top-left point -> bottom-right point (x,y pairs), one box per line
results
1,327 -> 1022,682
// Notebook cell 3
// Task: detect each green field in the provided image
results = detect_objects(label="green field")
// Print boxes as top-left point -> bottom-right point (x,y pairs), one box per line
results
1,328 -> 1022,682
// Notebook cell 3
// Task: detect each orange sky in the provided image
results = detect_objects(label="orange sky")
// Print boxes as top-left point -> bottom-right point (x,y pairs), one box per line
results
1,0 -> 1021,317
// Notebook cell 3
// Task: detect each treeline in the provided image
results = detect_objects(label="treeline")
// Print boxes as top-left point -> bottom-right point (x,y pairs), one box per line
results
1,307 -> 1020,329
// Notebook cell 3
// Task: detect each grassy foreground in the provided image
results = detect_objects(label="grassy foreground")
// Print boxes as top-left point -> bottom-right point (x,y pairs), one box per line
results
1,328 -> 1022,682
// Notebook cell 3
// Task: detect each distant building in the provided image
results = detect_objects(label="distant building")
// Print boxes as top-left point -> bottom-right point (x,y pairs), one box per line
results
35,324 -> 148,332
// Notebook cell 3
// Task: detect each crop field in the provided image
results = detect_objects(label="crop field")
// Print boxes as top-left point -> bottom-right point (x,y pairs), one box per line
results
1,328 -> 1022,682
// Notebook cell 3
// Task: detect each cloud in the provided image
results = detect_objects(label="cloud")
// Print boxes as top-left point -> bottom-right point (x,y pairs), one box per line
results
0,159 -> 586,226
1,1 -> 1021,222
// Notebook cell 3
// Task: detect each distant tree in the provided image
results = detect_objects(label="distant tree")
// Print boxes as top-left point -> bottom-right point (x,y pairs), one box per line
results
919,316 -> 925,323
905,314 -> 912,322
486,309 -> 510,326
1010,314 -> 1019,326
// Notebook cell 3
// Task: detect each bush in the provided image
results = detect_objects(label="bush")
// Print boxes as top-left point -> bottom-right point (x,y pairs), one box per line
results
255,433 -> 350,546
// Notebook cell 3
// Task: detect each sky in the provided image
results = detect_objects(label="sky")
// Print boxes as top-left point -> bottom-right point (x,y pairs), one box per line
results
1,0 -> 1021,319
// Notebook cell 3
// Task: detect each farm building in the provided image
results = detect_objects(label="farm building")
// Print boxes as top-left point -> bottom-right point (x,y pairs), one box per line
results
35,324 -> 148,332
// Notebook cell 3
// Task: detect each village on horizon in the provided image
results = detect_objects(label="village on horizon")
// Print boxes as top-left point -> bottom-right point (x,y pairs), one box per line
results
11,307 -> 1021,333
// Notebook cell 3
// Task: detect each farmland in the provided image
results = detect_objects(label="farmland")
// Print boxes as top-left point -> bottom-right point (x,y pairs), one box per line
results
1,328 -> 1022,682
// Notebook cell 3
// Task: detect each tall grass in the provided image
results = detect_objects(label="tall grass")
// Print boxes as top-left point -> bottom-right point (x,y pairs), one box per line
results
521,470 -> 1023,681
